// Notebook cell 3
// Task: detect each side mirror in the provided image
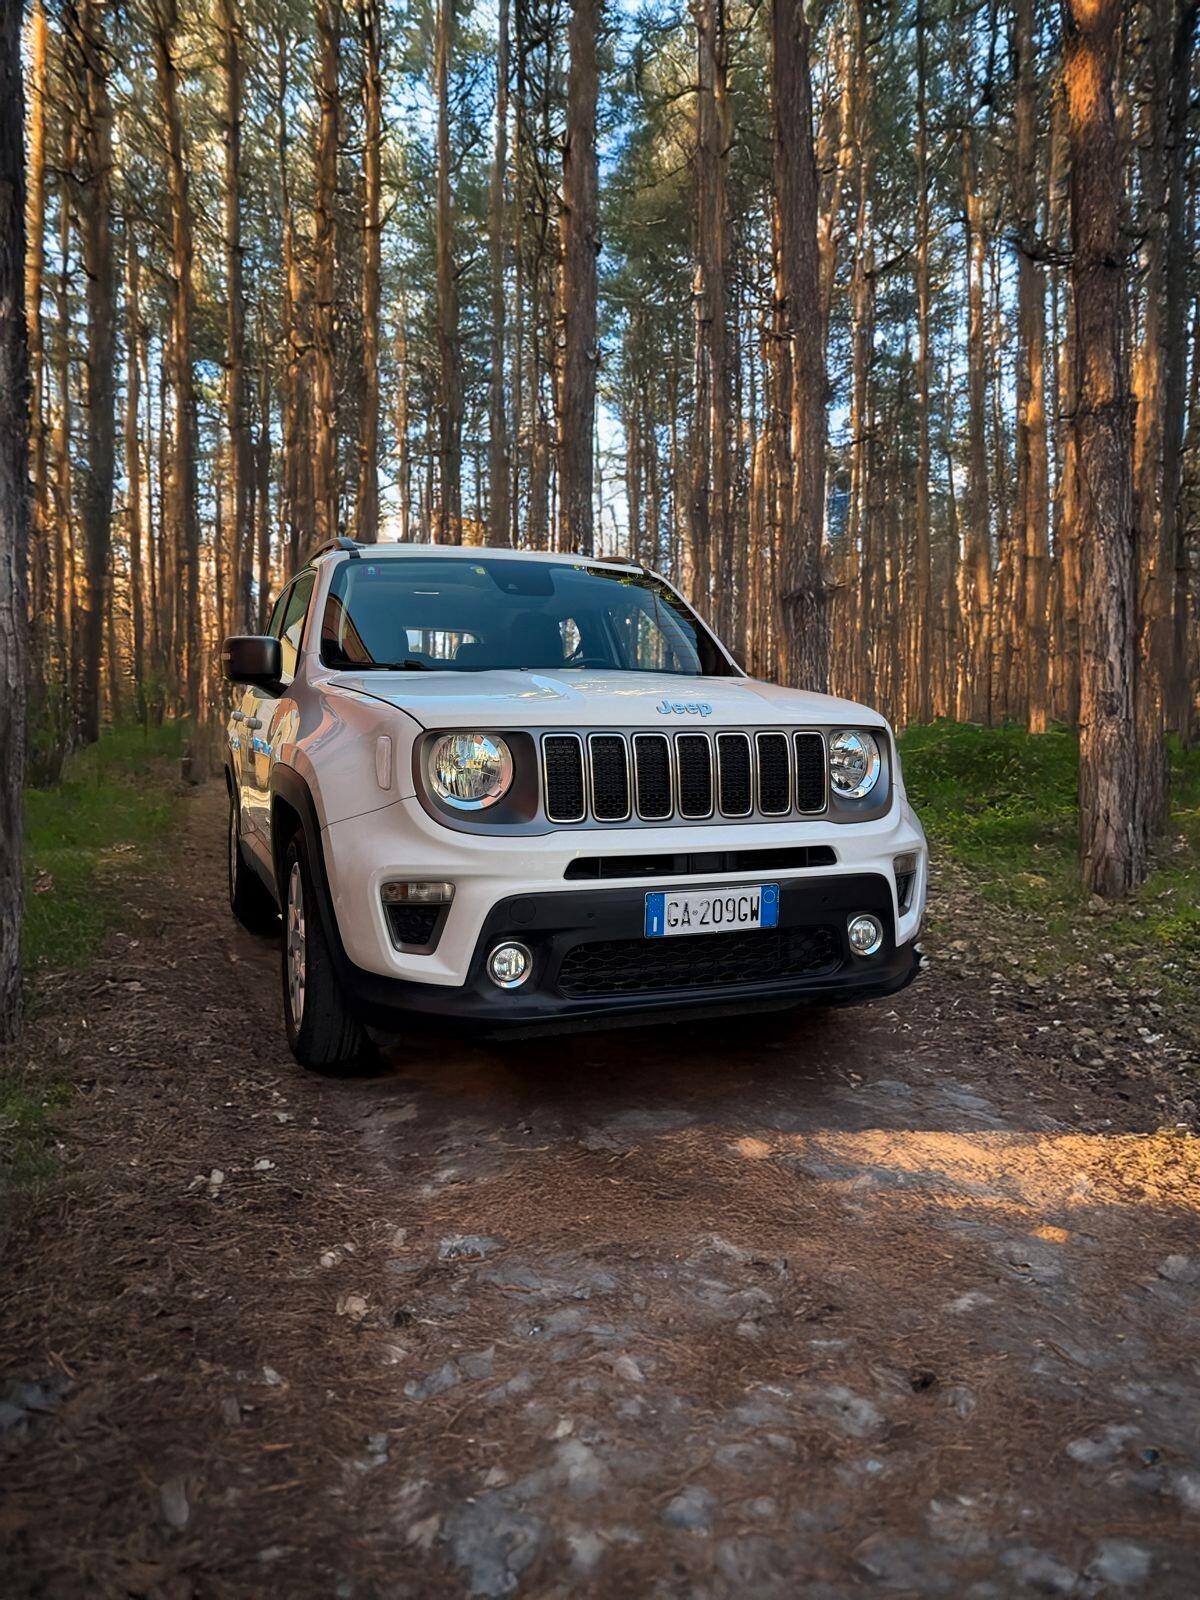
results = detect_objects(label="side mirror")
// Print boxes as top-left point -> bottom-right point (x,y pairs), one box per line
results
223,635 -> 281,687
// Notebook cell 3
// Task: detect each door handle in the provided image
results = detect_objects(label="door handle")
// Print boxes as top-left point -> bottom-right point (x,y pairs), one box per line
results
231,710 -> 245,723
245,716 -> 262,731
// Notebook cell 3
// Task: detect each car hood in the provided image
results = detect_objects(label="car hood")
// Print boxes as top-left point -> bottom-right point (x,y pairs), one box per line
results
325,669 -> 885,731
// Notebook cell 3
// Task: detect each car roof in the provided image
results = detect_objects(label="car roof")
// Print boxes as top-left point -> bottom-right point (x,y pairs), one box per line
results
318,542 -> 645,574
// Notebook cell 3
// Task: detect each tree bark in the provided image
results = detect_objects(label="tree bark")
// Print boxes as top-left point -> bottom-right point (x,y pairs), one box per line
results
557,0 -> 600,555
124,229 -> 145,703
1064,0 -> 1144,897
1014,0 -> 1050,733
24,1 -> 49,669
151,0 -> 201,718
488,0 -> 512,545
70,0 -> 116,745
772,0 -> 828,691
312,0 -> 340,549
220,0 -> 252,624
959,105 -> 993,723
435,0 -> 462,541
911,0 -> 933,724
0,0 -> 30,1038
358,0 -> 382,541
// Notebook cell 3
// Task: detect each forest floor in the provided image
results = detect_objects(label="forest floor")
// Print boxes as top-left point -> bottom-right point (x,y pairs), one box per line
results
3,779 -> 1200,1598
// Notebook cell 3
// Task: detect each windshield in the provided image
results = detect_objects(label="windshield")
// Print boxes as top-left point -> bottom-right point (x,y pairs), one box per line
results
319,557 -> 734,676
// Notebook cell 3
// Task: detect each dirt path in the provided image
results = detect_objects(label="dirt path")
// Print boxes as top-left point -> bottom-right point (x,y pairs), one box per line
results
3,782 -> 1200,1598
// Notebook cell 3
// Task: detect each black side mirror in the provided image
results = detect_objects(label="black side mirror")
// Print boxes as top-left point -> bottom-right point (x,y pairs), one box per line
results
223,635 -> 281,687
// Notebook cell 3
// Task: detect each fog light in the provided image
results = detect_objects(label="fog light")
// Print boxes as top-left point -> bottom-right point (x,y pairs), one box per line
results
848,913 -> 883,956
487,941 -> 532,989
381,881 -> 454,904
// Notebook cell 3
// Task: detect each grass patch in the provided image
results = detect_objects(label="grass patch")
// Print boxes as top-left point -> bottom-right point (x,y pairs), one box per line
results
22,720 -> 186,975
2,722 -> 187,1203
899,721 -> 1200,1013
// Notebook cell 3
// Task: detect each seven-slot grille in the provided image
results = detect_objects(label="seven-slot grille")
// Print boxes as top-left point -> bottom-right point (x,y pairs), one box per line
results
541,729 -> 836,825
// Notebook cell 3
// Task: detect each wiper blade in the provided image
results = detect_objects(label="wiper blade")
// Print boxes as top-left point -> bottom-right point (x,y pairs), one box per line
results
354,659 -> 431,672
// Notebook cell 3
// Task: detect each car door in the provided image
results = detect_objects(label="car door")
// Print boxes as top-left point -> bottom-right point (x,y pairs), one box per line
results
241,573 -> 315,869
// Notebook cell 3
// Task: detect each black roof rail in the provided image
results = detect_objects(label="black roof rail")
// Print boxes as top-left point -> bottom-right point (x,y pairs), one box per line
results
304,536 -> 361,566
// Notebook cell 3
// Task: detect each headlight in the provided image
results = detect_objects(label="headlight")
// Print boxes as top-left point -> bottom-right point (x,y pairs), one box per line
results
829,729 -> 882,799
429,732 -> 514,809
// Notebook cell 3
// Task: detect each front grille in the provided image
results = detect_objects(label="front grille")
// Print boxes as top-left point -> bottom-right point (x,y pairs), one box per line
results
543,734 -> 586,822
677,735 -> 714,818
756,732 -> 791,813
794,733 -> 826,813
633,734 -> 672,820
717,733 -> 753,816
557,924 -> 842,997
564,845 -> 838,880
539,727 -> 838,826
589,735 -> 631,821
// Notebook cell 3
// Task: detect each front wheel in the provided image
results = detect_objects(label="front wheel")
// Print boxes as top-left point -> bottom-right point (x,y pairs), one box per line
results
281,830 -> 369,1073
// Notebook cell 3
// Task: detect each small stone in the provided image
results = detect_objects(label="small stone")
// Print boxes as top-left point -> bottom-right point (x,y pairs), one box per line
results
1087,1541 -> 1152,1587
663,1484 -> 716,1534
262,1365 -> 284,1387
1156,1255 -> 1200,1285
338,1293 -> 369,1323
406,1513 -> 441,1552
253,1157 -> 275,1172
159,1476 -> 190,1531
1000,1546 -> 1077,1594
439,1234 -> 503,1261
612,1354 -> 644,1383
220,1394 -> 242,1427
405,1360 -> 461,1400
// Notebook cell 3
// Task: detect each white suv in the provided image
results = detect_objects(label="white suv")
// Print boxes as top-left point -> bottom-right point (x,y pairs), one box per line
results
222,540 -> 927,1070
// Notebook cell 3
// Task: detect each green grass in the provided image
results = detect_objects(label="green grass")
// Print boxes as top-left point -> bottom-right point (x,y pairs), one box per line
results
898,721 -> 1200,1010
2,722 -> 187,1202
21,720 -> 187,974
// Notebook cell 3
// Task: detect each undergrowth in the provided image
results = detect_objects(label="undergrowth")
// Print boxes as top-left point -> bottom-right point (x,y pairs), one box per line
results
899,721 -> 1200,1018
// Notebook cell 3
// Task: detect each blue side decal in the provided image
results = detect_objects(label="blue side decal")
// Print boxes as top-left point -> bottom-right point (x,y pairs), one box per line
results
760,884 -> 780,928
645,892 -> 666,938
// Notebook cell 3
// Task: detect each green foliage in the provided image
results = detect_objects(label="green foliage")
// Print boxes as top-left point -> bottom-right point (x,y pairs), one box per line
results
22,720 -> 187,977
900,722 -> 1200,1009
4,722 -> 187,1203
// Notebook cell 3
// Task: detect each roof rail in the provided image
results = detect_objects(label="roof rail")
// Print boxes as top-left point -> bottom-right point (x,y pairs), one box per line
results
304,536 -> 361,565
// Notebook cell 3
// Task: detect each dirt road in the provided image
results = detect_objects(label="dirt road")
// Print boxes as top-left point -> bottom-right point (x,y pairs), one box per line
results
3,783 -> 1200,1597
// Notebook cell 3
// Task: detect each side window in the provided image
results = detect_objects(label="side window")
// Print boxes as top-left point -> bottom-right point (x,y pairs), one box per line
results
265,586 -> 290,640
277,572 -> 315,684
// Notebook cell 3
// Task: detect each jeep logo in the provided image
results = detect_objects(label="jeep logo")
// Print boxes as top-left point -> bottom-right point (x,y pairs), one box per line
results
656,699 -> 713,717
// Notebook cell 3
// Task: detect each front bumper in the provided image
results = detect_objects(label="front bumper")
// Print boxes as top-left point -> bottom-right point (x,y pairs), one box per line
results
334,872 -> 919,1030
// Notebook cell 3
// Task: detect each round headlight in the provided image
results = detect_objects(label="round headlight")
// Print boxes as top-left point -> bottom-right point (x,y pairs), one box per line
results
829,730 -> 882,799
429,732 -> 514,809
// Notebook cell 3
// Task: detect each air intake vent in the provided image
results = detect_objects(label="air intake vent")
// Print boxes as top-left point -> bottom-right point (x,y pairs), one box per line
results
588,735 -> 631,821
794,733 -> 826,813
717,733 -> 752,816
633,734 -> 672,820
756,732 -> 790,814
542,734 -> 586,822
676,734 -> 714,819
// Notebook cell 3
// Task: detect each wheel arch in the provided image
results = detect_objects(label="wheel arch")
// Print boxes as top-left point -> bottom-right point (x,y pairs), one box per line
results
270,764 -> 351,978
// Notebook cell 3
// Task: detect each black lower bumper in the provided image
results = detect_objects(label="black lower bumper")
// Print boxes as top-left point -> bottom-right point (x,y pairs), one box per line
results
338,873 -> 919,1032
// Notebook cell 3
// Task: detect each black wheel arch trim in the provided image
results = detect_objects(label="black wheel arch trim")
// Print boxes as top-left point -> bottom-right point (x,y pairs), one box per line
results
269,765 -> 353,979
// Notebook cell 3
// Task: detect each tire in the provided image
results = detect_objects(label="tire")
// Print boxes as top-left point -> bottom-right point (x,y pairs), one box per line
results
228,787 -> 279,934
280,829 -> 369,1072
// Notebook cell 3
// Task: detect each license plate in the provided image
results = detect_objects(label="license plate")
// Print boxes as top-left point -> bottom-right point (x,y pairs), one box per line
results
644,884 -> 780,939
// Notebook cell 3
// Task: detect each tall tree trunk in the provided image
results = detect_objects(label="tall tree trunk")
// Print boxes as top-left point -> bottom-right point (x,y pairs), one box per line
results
71,0 -> 116,745
358,0 -> 382,541
488,0 -> 512,545
24,0 -> 49,674
1014,0 -> 1050,732
772,0 -> 827,690
254,330 -> 272,628
220,0 -> 252,626
273,30 -> 310,575
1166,3 -> 1199,737
0,0 -> 30,1038
52,163 -> 73,685
911,0 -> 933,724
151,0 -> 200,718
434,0 -> 462,540
1064,0 -> 1143,896
959,106 -> 993,723
124,229 -> 145,703
690,0 -> 730,620
557,0 -> 599,555
312,0 -> 340,548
